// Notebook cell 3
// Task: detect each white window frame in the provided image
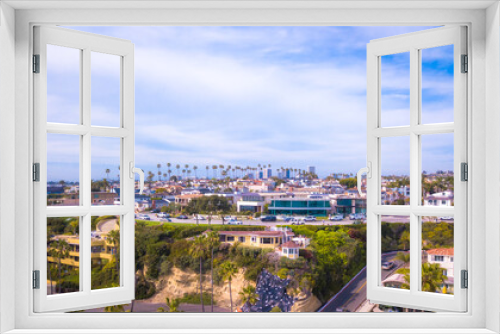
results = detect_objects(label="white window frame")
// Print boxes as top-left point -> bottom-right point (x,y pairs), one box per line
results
365,26 -> 467,312
0,2 -> 498,333
32,25 -> 137,313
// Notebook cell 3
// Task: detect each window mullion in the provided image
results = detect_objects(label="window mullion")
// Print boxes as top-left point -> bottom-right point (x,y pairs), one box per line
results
409,47 -> 420,294
82,48 -> 92,294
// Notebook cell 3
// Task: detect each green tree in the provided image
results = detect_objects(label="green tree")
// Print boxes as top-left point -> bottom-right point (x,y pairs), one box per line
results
104,304 -> 125,312
220,261 -> 238,312
206,231 -> 220,312
239,285 -> 257,305
49,239 -> 71,293
394,251 -> 410,268
157,297 -> 181,313
190,235 -> 207,312
107,229 -> 120,283
397,262 -> 447,292
339,177 -> 357,189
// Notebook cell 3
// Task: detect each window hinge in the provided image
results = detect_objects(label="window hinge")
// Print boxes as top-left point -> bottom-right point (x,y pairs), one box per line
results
461,54 -> 468,73
33,270 -> 40,289
33,54 -> 40,73
461,270 -> 468,289
461,162 -> 468,181
33,163 -> 40,182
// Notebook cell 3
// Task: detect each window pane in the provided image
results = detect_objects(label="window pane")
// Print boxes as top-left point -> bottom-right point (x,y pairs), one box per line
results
91,136 -> 121,205
421,216 -> 454,294
91,215 -> 121,290
91,52 -> 121,127
380,52 -> 410,127
421,133 -> 454,206
421,45 -> 454,124
381,136 -> 410,205
47,44 -> 81,124
47,217 -> 80,295
47,133 -> 80,206
381,215 -> 410,290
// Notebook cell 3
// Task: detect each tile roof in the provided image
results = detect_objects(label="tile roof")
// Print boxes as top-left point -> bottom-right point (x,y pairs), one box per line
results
281,241 -> 300,248
426,248 -> 454,256
217,230 -> 293,237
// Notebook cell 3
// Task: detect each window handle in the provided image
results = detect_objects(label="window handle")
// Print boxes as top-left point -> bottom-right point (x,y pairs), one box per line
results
129,162 -> 145,194
357,162 -> 371,196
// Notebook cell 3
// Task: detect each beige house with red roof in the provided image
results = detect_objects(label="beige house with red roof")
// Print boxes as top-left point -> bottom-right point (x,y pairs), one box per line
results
215,230 -> 294,249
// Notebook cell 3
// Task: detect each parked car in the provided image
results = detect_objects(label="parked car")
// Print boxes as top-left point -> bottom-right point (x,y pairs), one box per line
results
355,213 -> 366,219
157,213 -> 170,218
291,219 -> 305,225
227,219 -> 243,225
349,213 -> 356,220
330,214 -> 343,221
304,216 -> 317,222
260,215 -> 277,222
150,209 -> 160,213
195,215 -> 206,220
440,216 -> 454,220
141,215 -> 151,221
382,261 -> 394,270
177,215 -> 188,219
284,217 -> 294,222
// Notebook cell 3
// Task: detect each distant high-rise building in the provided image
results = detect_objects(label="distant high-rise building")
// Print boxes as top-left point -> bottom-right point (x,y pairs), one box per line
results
307,166 -> 316,175
286,169 -> 291,178
263,168 -> 272,179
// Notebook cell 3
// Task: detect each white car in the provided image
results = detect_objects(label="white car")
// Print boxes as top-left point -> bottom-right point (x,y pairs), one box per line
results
330,214 -> 343,221
226,219 -> 243,225
304,216 -> 317,222
195,215 -> 206,220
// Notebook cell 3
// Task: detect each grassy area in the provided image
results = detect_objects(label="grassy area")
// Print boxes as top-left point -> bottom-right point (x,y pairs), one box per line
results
178,292 -> 214,305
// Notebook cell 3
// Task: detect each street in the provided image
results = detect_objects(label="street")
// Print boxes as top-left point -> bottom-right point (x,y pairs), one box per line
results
319,251 -> 405,312
136,213 -> 430,227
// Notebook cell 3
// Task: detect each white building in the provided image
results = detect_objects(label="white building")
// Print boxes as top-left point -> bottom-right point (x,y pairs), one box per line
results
424,191 -> 454,207
425,248 -> 454,293
280,241 -> 300,259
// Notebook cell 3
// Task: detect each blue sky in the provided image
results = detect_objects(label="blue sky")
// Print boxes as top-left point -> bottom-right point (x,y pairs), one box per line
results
46,26 -> 454,182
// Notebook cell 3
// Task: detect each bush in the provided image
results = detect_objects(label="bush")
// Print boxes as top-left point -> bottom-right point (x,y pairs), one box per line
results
135,279 -> 156,300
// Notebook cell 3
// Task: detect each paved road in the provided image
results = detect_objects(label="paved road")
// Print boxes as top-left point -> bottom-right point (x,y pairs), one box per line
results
97,218 -> 118,232
137,213 -> 451,227
319,251 -> 405,312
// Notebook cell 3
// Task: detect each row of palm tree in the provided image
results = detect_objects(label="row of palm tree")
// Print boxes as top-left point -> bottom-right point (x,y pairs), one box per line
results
150,163 -> 313,182
189,232 -> 240,312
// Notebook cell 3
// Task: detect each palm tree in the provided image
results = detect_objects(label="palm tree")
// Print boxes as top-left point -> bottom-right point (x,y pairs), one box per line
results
397,263 -> 447,292
193,165 -> 198,179
190,235 -> 207,312
176,164 -> 180,178
105,168 -> 111,182
206,231 -> 220,312
182,169 -> 186,179
163,173 -> 167,181
239,285 -> 257,305
395,251 -> 410,268
49,239 -> 71,293
167,169 -> 172,181
185,164 -> 189,176
157,297 -> 181,312
107,229 -> 120,282
157,164 -> 162,181
212,165 -> 218,179
206,166 -> 209,178
220,261 -> 238,312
